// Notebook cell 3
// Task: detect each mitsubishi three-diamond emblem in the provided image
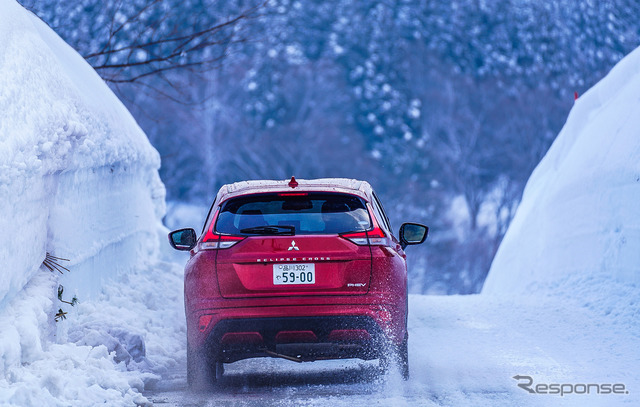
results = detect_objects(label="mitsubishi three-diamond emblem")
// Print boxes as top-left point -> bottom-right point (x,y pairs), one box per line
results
288,240 -> 299,251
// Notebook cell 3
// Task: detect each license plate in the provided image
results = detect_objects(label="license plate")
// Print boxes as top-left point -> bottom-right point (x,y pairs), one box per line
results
273,263 -> 315,285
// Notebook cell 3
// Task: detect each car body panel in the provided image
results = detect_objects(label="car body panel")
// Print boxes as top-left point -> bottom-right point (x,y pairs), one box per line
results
215,235 -> 372,298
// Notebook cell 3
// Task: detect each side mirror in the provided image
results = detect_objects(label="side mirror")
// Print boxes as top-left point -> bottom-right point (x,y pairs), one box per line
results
168,228 -> 197,251
399,223 -> 428,250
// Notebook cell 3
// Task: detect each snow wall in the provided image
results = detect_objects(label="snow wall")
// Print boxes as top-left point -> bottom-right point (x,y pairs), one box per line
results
483,45 -> 640,295
0,0 -> 164,373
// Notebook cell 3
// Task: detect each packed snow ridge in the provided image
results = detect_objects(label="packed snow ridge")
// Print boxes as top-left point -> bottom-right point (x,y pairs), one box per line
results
484,44 -> 640,298
1,0 -> 168,404
0,0 -> 165,307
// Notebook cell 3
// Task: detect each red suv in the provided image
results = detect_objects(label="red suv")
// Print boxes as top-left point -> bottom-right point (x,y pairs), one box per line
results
169,178 -> 427,387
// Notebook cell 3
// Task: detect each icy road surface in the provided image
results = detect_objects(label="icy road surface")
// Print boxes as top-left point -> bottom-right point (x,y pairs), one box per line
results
143,293 -> 638,407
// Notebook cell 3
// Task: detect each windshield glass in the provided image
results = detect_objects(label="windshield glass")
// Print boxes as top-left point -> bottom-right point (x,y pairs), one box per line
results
215,193 -> 371,235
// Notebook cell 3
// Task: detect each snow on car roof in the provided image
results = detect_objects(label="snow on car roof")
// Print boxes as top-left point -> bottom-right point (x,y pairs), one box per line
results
214,178 -> 373,203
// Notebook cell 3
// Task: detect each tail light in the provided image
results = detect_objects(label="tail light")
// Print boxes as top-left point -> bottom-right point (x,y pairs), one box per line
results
341,227 -> 390,246
341,206 -> 390,246
200,207 -> 245,249
200,234 -> 245,250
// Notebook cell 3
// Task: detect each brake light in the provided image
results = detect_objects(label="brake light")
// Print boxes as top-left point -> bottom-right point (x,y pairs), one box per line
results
278,192 -> 308,196
341,227 -> 390,246
200,234 -> 245,250
200,208 -> 245,249
341,208 -> 390,246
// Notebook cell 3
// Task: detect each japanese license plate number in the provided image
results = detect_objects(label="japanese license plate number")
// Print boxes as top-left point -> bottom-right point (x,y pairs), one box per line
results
273,263 -> 315,285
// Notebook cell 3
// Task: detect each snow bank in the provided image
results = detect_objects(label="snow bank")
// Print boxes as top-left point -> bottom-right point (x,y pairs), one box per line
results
0,0 -> 165,401
484,45 -> 640,297
482,48 -> 640,403
0,0 -> 164,305
0,254 -> 185,406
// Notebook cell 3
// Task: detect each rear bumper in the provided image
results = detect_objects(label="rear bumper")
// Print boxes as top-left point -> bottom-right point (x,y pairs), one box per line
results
209,316 -> 385,363
187,302 -> 406,362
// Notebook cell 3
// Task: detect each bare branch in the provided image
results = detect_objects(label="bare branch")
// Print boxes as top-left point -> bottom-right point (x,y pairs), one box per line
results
82,1 -> 267,86
100,54 -> 228,84
42,252 -> 71,274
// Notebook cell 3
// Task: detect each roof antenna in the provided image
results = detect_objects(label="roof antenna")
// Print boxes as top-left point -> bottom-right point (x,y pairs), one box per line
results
288,176 -> 299,188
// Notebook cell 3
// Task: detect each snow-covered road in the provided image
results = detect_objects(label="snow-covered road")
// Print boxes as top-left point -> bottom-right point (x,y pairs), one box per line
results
141,288 -> 638,407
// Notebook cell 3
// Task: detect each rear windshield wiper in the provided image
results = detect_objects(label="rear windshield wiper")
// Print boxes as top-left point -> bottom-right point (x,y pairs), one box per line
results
239,225 -> 295,236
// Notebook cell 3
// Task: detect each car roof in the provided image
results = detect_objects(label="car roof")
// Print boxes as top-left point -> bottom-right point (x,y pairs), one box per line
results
214,178 -> 374,204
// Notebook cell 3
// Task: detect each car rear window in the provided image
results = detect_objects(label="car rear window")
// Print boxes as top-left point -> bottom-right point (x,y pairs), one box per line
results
215,193 -> 371,235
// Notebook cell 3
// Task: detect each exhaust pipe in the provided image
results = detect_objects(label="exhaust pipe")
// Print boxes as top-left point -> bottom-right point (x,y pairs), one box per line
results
264,349 -> 303,363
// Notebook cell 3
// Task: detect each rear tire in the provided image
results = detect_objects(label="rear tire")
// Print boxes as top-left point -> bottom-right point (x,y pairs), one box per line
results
397,337 -> 409,380
187,344 -> 222,390
378,336 -> 409,380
